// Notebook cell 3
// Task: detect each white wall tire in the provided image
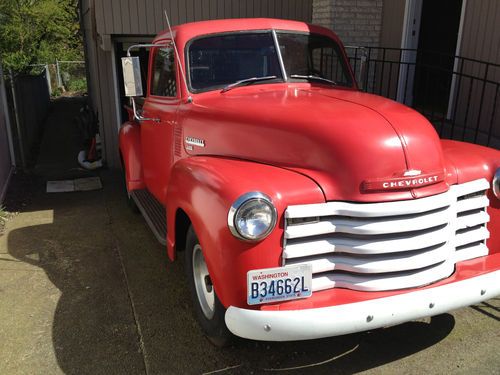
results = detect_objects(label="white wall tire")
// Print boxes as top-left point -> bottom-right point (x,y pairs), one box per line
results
185,225 -> 232,347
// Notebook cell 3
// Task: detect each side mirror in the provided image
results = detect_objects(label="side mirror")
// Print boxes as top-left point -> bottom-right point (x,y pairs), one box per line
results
121,57 -> 143,97
121,56 -> 158,122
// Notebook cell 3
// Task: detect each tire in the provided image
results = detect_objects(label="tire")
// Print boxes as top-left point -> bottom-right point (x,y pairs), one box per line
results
185,225 -> 232,347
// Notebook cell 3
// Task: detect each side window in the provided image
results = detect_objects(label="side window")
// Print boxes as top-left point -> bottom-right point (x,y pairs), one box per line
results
150,47 -> 177,97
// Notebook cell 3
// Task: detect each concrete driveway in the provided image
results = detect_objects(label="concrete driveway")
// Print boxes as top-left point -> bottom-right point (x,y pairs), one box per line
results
0,169 -> 499,375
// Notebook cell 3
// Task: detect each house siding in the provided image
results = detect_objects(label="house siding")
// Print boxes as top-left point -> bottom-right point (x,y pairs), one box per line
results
379,0 -> 406,49
460,0 -> 500,64
81,0 -> 313,167
454,0 -> 500,144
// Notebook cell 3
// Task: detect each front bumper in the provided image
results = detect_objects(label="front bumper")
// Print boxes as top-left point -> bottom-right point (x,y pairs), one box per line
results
225,269 -> 500,341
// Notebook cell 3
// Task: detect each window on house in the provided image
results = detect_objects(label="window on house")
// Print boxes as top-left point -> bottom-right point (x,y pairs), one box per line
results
150,47 -> 177,97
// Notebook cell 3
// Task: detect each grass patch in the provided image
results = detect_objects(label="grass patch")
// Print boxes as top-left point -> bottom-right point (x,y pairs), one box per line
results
0,206 -> 11,236
0,206 -> 8,222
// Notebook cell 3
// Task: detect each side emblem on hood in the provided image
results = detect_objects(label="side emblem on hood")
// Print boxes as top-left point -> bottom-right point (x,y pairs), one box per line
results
362,170 -> 444,192
403,169 -> 422,177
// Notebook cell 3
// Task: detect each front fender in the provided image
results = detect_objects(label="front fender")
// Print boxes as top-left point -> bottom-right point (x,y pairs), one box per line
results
166,156 -> 324,308
442,140 -> 500,254
119,121 -> 145,191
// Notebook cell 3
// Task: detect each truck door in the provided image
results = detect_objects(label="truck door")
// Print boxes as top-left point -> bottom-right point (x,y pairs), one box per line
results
141,44 -> 180,203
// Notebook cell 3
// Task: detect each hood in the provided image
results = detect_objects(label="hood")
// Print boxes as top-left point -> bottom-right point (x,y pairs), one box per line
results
182,84 -> 448,202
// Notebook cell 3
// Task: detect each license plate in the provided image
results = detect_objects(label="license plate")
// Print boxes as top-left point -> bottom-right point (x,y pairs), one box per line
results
247,265 -> 312,305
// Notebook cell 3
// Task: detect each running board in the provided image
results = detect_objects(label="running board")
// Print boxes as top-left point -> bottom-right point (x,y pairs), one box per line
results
130,189 -> 167,245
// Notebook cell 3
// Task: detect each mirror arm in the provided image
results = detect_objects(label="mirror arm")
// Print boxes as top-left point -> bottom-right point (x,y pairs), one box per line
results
131,98 -> 160,123
127,43 -> 169,57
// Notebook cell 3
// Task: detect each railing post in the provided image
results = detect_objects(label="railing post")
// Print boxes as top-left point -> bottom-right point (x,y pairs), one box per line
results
45,64 -> 52,95
56,59 -> 62,87
359,53 -> 367,90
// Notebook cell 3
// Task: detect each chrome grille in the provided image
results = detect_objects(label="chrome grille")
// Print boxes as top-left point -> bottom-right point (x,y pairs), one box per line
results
283,179 -> 490,292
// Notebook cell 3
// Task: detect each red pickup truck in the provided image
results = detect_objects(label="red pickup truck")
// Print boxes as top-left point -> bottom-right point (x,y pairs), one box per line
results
119,18 -> 500,346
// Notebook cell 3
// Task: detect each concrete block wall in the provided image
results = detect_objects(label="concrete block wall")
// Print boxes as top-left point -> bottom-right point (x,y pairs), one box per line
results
313,0 -> 383,47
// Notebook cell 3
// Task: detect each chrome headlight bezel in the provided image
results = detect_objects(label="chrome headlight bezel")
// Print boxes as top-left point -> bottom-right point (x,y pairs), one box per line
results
228,192 -> 278,242
493,168 -> 500,199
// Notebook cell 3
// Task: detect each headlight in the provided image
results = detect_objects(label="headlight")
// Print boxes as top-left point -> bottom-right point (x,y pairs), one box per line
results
228,192 -> 277,241
494,168 -> 500,199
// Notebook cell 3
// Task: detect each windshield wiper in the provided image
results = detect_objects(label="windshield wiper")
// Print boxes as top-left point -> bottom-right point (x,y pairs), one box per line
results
290,74 -> 337,86
221,75 -> 278,93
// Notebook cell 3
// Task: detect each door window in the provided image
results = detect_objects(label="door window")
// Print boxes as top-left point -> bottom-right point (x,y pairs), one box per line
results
150,47 -> 177,97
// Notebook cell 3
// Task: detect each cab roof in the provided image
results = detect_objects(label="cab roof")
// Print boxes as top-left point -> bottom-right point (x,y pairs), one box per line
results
154,18 -> 341,47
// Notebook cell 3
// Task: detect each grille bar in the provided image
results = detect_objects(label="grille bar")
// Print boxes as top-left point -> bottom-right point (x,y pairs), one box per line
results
312,261 -> 455,292
285,207 -> 451,239
283,178 -> 490,293
284,225 -> 451,258
285,243 -> 450,274
286,191 -> 453,219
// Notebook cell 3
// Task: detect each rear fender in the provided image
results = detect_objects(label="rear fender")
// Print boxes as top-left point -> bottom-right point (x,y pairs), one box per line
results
119,121 -> 145,191
166,156 -> 324,308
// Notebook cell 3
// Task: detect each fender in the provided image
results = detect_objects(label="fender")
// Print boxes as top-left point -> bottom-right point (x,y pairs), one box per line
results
166,156 -> 324,308
441,140 -> 500,254
119,121 -> 145,191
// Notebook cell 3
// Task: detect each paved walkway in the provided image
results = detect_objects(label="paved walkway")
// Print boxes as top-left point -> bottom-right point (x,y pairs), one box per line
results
0,98 -> 499,374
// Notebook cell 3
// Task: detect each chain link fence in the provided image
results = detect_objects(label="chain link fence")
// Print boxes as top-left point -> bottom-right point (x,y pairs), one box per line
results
29,61 -> 87,97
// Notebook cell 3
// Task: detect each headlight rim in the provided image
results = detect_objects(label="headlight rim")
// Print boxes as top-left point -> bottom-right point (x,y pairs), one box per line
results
493,168 -> 500,199
228,192 -> 278,242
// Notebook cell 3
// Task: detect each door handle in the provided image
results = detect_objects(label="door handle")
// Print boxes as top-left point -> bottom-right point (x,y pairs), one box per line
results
137,109 -> 161,123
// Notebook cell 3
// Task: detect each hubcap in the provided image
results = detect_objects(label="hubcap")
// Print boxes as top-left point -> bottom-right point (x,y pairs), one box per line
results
192,244 -> 215,319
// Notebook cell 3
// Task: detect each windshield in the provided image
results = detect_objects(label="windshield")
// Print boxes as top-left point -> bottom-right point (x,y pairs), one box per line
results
188,32 -> 283,92
277,32 -> 353,87
187,31 -> 353,93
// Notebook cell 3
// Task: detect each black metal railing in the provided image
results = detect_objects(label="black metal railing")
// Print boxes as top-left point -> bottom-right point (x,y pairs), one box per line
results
345,47 -> 500,149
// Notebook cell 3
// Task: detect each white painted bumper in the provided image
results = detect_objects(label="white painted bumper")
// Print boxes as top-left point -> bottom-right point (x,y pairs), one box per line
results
225,270 -> 500,341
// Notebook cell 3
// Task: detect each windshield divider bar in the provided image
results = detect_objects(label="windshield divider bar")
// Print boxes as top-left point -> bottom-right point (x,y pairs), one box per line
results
272,29 -> 287,81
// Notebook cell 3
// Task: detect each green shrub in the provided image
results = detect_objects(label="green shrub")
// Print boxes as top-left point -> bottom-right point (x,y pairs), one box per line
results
67,78 -> 87,93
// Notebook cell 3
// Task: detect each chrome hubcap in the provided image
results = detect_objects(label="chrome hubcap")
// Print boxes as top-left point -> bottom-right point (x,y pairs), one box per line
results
192,244 -> 215,319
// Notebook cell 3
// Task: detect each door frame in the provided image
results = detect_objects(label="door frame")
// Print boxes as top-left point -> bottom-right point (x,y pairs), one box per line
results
396,0 -> 423,105
397,0 -> 468,117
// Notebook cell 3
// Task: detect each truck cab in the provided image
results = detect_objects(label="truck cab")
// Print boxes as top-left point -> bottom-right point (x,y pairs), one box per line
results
119,18 -> 500,345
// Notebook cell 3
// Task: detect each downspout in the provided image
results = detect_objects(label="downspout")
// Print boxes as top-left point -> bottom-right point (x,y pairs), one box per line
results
79,0 -> 92,96
9,70 -> 26,168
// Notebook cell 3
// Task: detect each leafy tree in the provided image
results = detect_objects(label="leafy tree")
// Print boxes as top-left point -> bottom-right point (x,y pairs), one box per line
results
0,0 -> 83,73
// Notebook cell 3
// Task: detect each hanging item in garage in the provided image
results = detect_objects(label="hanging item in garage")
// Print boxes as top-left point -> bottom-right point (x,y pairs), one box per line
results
75,100 -> 102,170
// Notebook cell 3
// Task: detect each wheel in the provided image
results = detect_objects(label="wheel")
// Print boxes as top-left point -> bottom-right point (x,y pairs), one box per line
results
185,225 -> 232,347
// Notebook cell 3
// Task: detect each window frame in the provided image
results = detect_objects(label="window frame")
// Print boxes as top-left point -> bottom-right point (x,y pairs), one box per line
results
185,30 -> 286,94
185,30 -> 357,94
148,42 -> 180,99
